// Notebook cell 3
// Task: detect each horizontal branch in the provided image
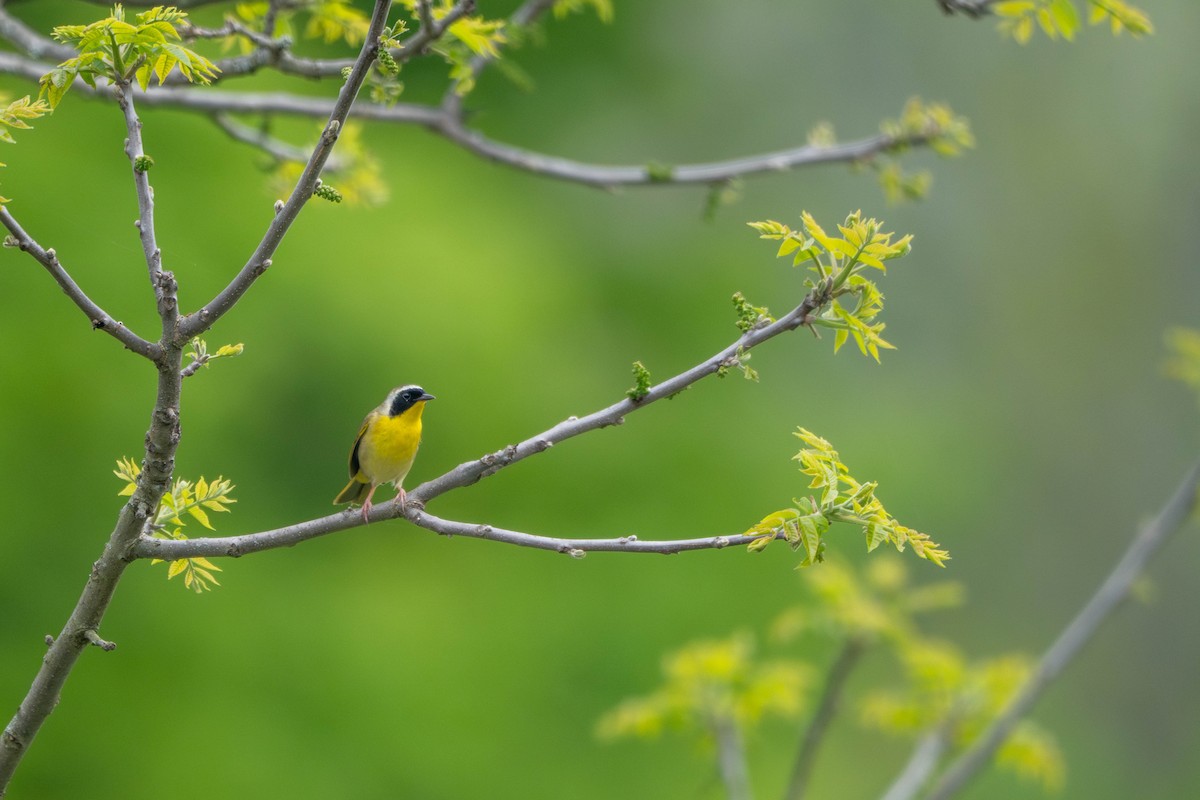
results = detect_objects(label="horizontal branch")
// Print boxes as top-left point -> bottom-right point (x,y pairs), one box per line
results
132,290 -> 822,561
0,6 -> 74,62
131,507 -> 779,560
0,44 -> 934,193
0,207 -> 158,358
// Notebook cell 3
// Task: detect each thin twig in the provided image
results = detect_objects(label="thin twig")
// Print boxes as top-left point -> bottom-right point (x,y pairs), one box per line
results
785,637 -> 868,800
878,726 -> 953,800
713,716 -> 753,800
0,207 -> 158,358
922,460 -> 1200,800
114,83 -> 169,326
176,0 -> 396,342
210,112 -> 348,169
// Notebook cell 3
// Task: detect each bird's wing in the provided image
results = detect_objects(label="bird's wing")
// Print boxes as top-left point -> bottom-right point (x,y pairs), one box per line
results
347,416 -> 371,478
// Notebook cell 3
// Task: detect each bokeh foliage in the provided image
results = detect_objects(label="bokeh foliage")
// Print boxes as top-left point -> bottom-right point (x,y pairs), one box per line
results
0,1 -> 1197,799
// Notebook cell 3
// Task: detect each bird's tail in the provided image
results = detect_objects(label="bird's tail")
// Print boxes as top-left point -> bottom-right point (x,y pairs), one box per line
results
334,478 -> 370,505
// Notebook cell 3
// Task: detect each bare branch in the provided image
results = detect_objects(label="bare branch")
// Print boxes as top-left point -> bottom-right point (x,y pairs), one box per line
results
82,630 -> 116,652
713,717 -> 753,800
114,84 -> 172,333
0,6 -> 74,61
786,637 -> 868,800
935,0 -> 999,18
0,207 -> 158,358
210,112 -> 348,170
878,726 -> 953,800
922,460 -> 1200,800
176,0 -> 397,342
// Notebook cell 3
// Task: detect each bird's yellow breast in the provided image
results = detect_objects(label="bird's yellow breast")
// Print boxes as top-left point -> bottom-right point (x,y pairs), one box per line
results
357,403 -> 425,486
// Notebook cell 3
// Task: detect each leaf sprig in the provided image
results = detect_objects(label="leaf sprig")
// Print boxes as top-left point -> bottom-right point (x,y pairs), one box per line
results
115,457 -> 235,593
596,634 -> 812,743
994,0 -> 1152,43
744,428 -> 949,567
748,210 -> 912,362
397,0 -> 508,95
40,4 -> 219,108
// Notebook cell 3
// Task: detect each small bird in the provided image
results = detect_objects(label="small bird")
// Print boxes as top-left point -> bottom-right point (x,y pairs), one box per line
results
334,385 -> 435,522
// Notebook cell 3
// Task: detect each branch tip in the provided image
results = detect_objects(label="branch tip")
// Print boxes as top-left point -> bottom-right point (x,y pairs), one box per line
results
82,629 -> 116,652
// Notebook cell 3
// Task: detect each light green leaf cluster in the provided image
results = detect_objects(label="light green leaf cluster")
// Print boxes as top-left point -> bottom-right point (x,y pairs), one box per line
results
626,360 -> 652,401
995,0 -> 1152,43
770,556 -> 963,646
226,1 -> 369,53
745,428 -> 950,567
883,98 -> 975,158
1164,327 -> 1200,407
595,633 -> 812,743
114,457 -> 235,593
748,211 -> 913,362
305,0 -> 370,45
553,0 -> 614,23
270,122 -> 388,207
861,649 -> 1065,793
185,337 -> 244,372
41,5 -> 218,107
396,1 -> 508,96
0,95 -> 51,204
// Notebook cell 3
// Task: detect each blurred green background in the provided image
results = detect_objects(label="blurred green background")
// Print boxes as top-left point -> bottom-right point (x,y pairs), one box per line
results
1,1 -> 1198,798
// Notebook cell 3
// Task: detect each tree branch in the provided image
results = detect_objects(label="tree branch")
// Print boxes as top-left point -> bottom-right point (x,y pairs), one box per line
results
921,459 -> 1200,800
713,716 -> 753,800
0,41 -> 937,194
935,0 -> 999,18
0,207 -> 158,358
0,284 -> 186,800
785,637 -> 868,800
114,85 -> 169,316
209,112 -> 348,170
878,726 -> 952,800
176,0 -> 396,342
133,288 -> 826,561
0,6 -> 74,62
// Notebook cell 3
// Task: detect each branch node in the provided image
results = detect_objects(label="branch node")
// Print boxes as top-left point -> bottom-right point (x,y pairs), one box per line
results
91,318 -> 106,330
43,635 -> 54,647
563,547 -> 586,559
273,200 -> 285,214
619,535 -> 639,544
713,536 -> 731,549
82,629 -> 117,652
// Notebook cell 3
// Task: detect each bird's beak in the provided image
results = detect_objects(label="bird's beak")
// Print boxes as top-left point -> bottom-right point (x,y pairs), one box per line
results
419,392 -> 435,402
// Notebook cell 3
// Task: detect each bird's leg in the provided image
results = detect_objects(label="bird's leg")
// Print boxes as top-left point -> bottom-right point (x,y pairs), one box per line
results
392,487 -> 408,513
361,484 -> 379,523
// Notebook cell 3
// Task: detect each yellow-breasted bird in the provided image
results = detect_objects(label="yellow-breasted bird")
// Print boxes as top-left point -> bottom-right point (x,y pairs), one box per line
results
334,385 -> 434,522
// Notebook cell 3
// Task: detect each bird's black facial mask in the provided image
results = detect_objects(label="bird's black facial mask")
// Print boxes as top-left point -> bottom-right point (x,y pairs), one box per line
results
390,386 -> 432,416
